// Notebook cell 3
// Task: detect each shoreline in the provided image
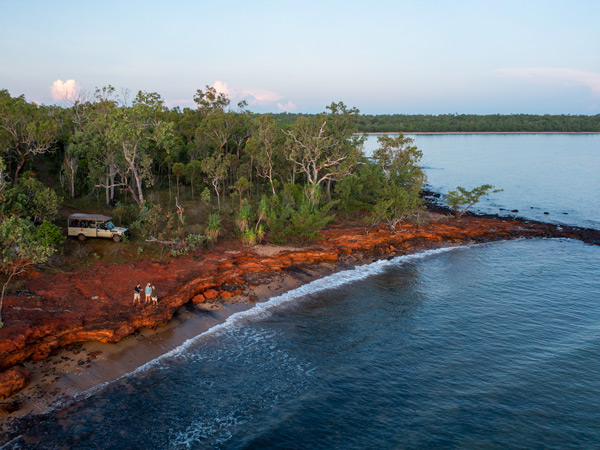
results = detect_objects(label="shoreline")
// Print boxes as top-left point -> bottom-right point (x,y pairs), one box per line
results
1,211 -> 599,423
0,262 -> 341,432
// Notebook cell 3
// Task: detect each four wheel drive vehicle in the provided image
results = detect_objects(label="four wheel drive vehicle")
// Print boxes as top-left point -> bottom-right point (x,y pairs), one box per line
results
67,213 -> 130,242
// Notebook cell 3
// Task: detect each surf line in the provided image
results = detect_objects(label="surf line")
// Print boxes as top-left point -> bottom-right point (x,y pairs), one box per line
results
73,244 -> 471,402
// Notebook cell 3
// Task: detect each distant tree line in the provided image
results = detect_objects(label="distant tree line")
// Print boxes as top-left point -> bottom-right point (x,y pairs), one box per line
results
271,113 -> 600,133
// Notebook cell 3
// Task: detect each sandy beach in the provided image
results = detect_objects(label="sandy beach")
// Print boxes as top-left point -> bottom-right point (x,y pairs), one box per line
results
1,212 -> 599,429
0,261 -> 338,430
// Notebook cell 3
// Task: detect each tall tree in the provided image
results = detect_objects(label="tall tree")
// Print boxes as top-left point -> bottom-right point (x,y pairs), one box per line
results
246,115 -> 286,195
0,90 -> 59,179
193,85 -> 230,116
0,217 -> 59,327
98,91 -> 174,207
370,134 -> 426,229
283,103 -> 362,206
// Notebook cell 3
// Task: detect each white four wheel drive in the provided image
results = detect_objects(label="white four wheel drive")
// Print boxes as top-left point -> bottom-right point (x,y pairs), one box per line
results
67,213 -> 129,242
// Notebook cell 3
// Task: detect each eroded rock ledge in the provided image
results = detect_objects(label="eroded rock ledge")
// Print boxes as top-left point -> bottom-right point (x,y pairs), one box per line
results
0,214 -> 598,400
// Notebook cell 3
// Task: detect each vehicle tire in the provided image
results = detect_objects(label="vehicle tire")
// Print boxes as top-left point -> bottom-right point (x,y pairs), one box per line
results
112,235 -> 121,242
78,234 -> 86,241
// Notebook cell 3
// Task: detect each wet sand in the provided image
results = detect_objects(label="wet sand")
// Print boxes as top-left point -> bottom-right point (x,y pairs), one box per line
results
0,263 -> 338,426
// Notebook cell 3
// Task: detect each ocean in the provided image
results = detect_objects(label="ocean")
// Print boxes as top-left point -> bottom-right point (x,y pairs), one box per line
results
2,134 -> 600,449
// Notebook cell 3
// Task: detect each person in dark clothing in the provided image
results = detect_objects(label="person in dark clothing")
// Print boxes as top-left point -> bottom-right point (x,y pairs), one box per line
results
133,283 -> 141,305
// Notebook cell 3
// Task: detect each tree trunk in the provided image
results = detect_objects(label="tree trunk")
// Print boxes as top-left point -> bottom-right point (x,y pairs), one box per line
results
105,172 -> 110,207
14,155 -> 27,180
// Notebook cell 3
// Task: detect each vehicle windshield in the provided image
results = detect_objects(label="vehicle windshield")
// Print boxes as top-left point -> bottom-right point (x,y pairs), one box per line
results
107,221 -> 115,230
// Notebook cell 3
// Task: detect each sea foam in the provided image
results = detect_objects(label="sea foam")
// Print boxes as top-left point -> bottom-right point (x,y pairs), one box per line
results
73,245 -> 466,403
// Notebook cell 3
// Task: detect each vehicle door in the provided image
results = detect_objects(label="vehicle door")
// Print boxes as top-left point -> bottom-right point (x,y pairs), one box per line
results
96,221 -> 112,238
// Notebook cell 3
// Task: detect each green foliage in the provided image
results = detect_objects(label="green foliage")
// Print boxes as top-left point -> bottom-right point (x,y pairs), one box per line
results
200,187 -> 211,205
2,175 -> 60,223
236,198 -> 253,233
172,162 -> 185,178
35,221 -> 65,248
205,212 -> 222,243
241,227 -> 257,247
269,112 -> 600,133
265,186 -> 337,243
0,216 -> 59,323
171,234 -> 207,256
284,104 -> 362,207
130,204 -> 165,238
369,134 -> 426,230
0,89 -> 59,180
185,159 -> 203,197
446,184 -> 503,219
335,161 -> 385,216
256,224 -> 265,244
113,201 -> 137,226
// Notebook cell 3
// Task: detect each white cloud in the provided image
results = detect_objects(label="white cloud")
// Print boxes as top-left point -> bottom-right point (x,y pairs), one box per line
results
495,68 -> 600,95
243,89 -> 283,106
212,80 -> 285,108
50,79 -> 81,101
277,101 -> 297,112
213,80 -> 231,97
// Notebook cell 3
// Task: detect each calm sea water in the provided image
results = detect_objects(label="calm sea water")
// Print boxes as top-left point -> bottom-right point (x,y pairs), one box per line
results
3,135 -> 600,449
364,133 -> 600,229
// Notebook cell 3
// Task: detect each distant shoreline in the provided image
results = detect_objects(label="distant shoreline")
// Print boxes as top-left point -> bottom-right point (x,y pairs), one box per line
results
358,131 -> 600,135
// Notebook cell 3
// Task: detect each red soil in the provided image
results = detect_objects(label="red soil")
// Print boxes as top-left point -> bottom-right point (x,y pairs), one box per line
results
0,214 -> 597,400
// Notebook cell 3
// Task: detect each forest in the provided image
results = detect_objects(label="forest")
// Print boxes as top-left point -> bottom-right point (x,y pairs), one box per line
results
1,85 -> 598,324
273,112 -> 600,133
0,86 -> 429,323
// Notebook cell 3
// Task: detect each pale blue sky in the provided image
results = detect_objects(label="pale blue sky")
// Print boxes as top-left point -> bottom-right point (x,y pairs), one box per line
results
1,0 -> 599,114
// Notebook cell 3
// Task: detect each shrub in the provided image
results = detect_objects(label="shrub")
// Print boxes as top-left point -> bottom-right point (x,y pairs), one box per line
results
265,188 -> 336,243
205,213 -> 221,243
236,199 -> 252,233
171,234 -> 207,256
241,228 -> 257,247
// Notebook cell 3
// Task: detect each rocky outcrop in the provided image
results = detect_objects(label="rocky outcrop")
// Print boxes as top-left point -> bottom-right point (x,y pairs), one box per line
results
0,366 -> 30,402
0,214 -> 598,400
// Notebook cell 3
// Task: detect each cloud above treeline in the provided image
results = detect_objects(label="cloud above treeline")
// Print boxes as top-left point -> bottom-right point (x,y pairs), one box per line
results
213,80 -> 296,111
496,68 -> 600,95
47,78 -> 297,112
50,79 -> 81,101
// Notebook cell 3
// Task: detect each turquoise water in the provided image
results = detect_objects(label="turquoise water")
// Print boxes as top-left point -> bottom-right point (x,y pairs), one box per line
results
3,135 -> 600,449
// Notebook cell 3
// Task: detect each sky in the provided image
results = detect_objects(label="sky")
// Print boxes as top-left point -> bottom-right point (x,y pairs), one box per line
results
1,0 -> 599,114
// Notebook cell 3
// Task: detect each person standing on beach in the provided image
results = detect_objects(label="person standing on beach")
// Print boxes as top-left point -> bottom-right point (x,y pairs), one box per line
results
151,284 -> 158,306
144,283 -> 152,304
133,283 -> 141,306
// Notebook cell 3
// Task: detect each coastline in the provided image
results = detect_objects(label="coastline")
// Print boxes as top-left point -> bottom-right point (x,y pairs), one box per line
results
1,211 -> 599,423
0,265 -> 335,422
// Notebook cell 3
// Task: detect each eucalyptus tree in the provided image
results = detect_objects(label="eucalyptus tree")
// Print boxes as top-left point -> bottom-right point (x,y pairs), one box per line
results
246,115 -> 286,195
76,86 -> 120,206
98,91 -> 175,207
0,89 -> 59,179
370,134 -> 426,229
172,162 -> 185,203
201,153 -> 229,208
193,85 -> 230,117
185,159 -> 202,198
283,102 -> 362,206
